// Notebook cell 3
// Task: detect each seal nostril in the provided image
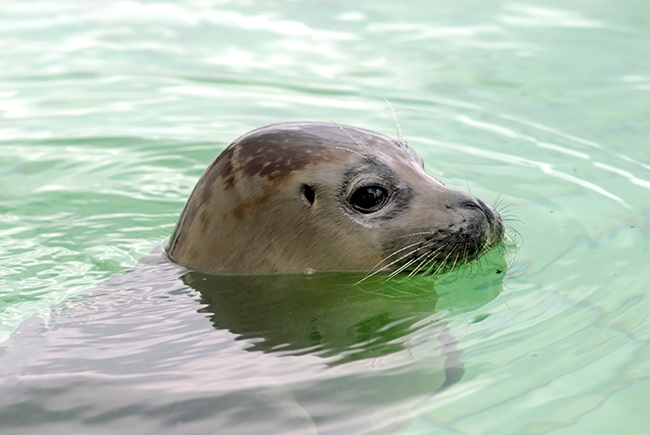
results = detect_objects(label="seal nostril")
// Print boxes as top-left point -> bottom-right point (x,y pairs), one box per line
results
477,199 -> 495,218
460,200 -> 482,211
460,198 -> 497,222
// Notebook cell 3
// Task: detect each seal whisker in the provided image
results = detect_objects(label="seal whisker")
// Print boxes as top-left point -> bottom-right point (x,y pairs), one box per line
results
461,243 -> 469,267
495,201 -> 518,220
493,194 -> 505,209
478,239 -> 491,258
424,246 -> 451,275
430,249 -> 457,276
420,250 -> 443,276
503,224 -> 522,242
394,244 -> 442,278
400,247 -> 435,279
369,238 -> 434,269
334,146 -> 365,158
501,215 -> 524,225
333,122 -> 374,155
497,205 -> 517,217
362,237 -> 446,284
450,251 -> 462,272
405,255 -> 433,279
394,231 -> 440,241
496,202 -> 511,213
383,97 -> 404,145
407,244 -> 447,278
386,257 -> 420,281
357,240 -> 433,284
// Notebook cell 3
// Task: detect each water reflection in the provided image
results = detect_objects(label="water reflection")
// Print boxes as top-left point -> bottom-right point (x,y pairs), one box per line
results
0,246 -> 507,433
184,245 -> 507,365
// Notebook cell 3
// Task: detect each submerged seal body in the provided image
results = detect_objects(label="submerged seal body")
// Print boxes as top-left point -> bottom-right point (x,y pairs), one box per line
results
167,122 -> 503,275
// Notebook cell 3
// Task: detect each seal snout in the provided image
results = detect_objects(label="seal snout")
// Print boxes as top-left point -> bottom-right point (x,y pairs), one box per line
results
449,192 -> 498,223
461,197 -> 504,247
462,198 -> 499,224
446,192 -> 503,247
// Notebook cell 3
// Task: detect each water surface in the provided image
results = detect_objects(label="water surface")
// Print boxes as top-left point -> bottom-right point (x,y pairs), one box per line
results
1,0 -> 649,433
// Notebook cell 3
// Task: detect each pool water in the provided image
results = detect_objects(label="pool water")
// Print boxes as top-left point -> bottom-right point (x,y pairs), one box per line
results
1,0 -> 649,433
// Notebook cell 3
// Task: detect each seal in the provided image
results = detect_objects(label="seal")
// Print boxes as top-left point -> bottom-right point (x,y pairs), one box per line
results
167,122 -> 503,275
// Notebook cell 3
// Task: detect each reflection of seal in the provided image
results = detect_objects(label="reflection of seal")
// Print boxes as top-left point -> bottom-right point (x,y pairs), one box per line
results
167,122 -> 503,274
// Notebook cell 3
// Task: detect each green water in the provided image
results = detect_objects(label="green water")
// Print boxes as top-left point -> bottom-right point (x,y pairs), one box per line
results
1,0 -> 649,433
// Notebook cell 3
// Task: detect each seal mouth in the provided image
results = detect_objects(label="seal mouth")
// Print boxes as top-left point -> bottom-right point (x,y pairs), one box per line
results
378,201 -> 504,277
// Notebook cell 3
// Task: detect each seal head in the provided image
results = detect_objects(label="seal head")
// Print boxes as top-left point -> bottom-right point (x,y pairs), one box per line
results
167,122 -> 503,274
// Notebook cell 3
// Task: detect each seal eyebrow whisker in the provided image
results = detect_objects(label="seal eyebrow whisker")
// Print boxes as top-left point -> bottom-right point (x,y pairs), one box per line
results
383,96 -> 404,145
334,146 -> 364,157
333,122 -> 374,155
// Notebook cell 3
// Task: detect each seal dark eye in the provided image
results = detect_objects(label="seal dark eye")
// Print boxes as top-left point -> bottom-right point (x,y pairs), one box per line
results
350,186 -> 389,213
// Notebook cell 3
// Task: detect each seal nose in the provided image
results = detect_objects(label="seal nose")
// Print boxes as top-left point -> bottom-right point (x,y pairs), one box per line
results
443,190 -> 501,227
461,197 -> 504,245
464,198 -> 497,221
455,196 -> 502,230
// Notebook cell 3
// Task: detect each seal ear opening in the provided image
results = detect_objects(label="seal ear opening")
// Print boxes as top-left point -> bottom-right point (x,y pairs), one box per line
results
301,184 -> 315,206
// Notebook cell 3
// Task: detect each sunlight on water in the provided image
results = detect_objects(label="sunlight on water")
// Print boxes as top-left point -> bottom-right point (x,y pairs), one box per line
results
1,0 -> 649,433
